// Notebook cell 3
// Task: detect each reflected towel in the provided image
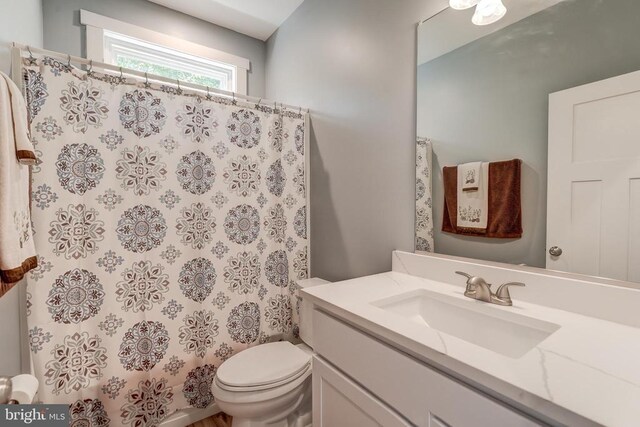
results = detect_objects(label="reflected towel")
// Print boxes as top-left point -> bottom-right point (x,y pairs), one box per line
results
459,161 -> 481,192
443,159 -> 522,238
457,162 -> 488,231
0,71 -> 38,295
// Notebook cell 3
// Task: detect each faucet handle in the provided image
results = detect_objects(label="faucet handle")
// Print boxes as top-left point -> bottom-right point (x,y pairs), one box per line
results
455,271 -> 472,280
456,271 -> 493,302
495,282 -> 525,304
456,271 -> 490,287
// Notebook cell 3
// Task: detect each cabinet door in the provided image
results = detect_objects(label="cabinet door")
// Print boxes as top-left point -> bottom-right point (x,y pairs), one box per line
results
313,356 -> 411,427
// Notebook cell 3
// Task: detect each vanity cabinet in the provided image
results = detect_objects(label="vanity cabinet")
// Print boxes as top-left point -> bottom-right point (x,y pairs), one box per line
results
312,309 -> 544,427
313,356 -> 411,427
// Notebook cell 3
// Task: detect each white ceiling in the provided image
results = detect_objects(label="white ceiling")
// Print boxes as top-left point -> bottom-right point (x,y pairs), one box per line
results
418,0 -> 566,65
148,0 -> 305,41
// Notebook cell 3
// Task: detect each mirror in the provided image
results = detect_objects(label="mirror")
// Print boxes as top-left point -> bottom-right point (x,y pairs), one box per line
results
416,0 -> 640,283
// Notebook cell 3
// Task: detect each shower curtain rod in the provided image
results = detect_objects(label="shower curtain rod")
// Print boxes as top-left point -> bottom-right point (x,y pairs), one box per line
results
11,42 -> 309,114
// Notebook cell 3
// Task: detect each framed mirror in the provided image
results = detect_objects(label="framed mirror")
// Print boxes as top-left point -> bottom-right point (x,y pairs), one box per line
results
416,0 -> 640,283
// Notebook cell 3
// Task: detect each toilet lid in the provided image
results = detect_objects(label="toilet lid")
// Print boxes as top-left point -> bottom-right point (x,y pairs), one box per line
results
216,342 -> 311,389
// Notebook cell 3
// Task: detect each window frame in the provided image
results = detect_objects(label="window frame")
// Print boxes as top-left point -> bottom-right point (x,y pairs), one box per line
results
80,9 -> 249,95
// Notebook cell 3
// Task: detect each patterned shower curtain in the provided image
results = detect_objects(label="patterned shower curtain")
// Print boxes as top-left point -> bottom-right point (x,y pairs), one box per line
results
416,137 -> 433,252
23,56 -> 308,426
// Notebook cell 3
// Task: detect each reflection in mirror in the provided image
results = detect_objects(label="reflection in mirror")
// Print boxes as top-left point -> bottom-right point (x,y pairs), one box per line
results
416,0 -> 640,282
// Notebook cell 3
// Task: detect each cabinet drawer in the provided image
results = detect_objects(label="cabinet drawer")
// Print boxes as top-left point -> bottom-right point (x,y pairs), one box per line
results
313,309 -> 542,427
313,356 -> 411,427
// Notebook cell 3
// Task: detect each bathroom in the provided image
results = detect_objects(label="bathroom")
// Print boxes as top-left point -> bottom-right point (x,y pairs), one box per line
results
0,0 -> 639,425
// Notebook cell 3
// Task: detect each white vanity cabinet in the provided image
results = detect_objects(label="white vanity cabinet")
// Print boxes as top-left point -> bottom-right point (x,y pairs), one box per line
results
313,356 -> 411,427
312,310 -> 544,427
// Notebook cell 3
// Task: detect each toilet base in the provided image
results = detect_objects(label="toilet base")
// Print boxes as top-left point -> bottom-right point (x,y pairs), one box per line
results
215,377 -> 312,427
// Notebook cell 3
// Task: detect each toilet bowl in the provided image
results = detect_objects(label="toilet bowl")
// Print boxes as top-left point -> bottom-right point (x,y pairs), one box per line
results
211,278 -> 328,427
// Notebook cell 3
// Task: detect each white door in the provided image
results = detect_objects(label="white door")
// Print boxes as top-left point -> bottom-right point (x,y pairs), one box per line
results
547,70 -> 640,282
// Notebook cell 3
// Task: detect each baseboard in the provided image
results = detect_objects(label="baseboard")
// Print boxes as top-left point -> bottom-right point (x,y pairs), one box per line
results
160,403 -> 221,427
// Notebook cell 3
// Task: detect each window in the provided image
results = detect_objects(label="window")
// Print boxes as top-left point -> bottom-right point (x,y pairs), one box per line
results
103,31 -> 235,91
81,10 -> 250,94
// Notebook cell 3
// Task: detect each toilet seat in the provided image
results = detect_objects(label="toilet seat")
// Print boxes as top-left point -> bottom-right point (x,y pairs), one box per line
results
214,364 -> 311,392
216,342 -> 312,392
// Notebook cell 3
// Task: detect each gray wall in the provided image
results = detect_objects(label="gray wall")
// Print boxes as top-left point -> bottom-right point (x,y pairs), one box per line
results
42,0 -> 267,97
0,0 -> 43,376
418,0 -> 640,267
0,0 -> 42,74
265,0 -> 448,281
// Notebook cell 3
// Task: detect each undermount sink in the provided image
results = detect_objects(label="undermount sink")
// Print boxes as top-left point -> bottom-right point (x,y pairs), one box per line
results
372,289 -> 560,358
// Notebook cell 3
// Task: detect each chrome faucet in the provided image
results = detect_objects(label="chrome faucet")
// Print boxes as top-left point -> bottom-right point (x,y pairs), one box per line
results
455,271 -> 525,306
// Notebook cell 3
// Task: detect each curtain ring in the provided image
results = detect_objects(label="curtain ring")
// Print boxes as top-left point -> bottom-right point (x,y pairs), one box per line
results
144,72 -> 150,87
119,67 -> 123,78
298,106 -> 302,115
206,86 -> 210,97
176,79 -> 181,91
67,54 -> 71,68
87,60 -> 93,73
257,98 -> 262,106
25,45 -> 36,65
232,92 -> 235,102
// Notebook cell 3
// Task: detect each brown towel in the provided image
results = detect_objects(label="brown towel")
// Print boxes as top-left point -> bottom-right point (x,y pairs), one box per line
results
443,159 -> 522,238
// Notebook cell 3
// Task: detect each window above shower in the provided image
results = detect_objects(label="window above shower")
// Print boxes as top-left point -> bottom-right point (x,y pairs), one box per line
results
81,9 -> 250,94
102,31 -> 235,91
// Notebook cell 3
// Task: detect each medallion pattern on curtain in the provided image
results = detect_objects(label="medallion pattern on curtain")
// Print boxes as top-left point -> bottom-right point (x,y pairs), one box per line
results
416,137 -> 434,252
24,57 -> 309,426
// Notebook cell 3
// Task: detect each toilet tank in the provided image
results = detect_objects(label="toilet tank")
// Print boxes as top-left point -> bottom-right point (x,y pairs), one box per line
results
297,278 -> 330,348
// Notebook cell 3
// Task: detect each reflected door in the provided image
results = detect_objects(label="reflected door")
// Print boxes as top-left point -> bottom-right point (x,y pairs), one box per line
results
547,70 -> 640,281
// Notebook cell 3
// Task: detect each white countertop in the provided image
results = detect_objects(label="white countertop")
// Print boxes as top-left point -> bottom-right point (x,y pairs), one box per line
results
302,271 -> 640,427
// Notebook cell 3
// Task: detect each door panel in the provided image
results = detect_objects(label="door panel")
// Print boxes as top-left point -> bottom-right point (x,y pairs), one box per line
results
547,70 -> 640,281
629,179 -> 640,282
572,91 -> 640,162
569,180 -> 602,277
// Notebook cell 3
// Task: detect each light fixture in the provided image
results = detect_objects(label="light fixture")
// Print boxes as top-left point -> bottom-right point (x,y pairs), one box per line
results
449,0 -> 479,10
471,0 -> 507,26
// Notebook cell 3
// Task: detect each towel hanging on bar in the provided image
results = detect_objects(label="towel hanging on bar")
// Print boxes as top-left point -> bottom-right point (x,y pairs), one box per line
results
443,159 -> 522,238
459,161 -> 481,192
456,162 -> 488,231
0,71 -> 38,293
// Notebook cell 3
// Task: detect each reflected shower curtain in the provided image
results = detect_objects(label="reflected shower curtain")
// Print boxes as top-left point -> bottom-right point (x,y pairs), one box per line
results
24,57 -> 308,426
416,137 -> 433,252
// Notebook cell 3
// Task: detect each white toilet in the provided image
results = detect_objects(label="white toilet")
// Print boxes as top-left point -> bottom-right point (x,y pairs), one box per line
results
211,278 -> 328,427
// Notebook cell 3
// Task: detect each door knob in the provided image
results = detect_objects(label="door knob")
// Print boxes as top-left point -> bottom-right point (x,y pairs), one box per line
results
549,246 -> 563,257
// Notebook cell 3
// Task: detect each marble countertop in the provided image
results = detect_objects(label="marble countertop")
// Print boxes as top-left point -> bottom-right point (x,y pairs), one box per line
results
302,271 -> 640,427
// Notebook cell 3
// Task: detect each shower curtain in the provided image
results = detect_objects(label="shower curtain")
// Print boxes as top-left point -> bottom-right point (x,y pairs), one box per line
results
24,56 -> 308,426
416,137 -> 433,252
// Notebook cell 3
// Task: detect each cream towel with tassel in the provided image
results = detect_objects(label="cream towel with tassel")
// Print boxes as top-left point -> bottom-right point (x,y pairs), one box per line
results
457,161 -> 489,231
0,71 -> 38,295
459,161 -> 481,192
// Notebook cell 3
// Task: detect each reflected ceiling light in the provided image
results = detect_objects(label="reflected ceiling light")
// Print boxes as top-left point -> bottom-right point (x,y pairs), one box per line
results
449,0 -> 479,10
472,0 -> 507,26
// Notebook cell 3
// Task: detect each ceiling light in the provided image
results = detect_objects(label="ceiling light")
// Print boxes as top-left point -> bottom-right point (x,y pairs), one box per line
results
472,0 -> 507,26
449,0 -> 479,10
